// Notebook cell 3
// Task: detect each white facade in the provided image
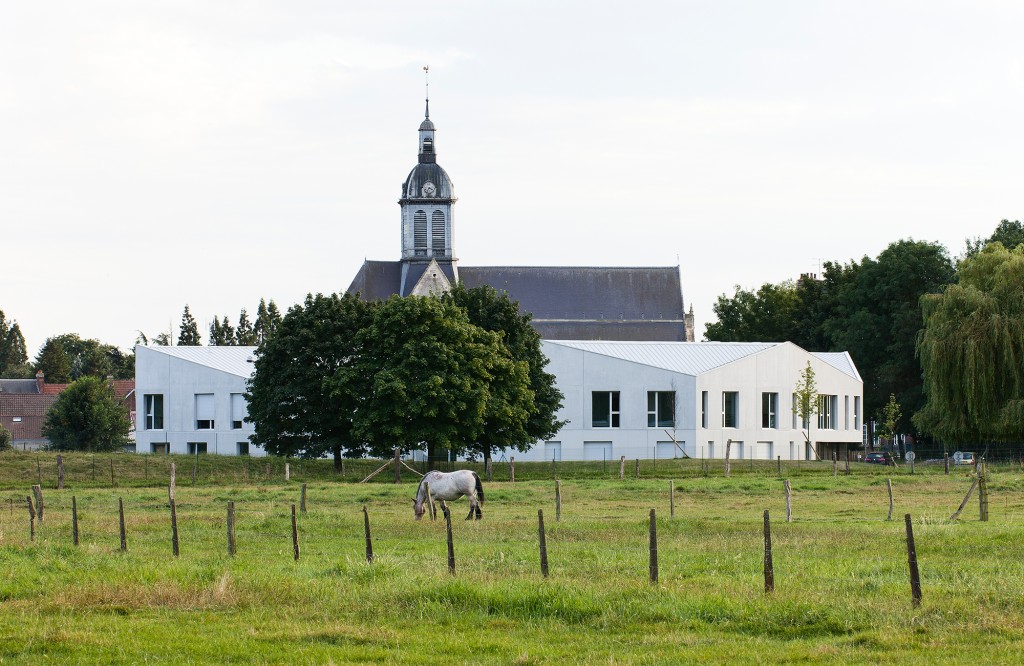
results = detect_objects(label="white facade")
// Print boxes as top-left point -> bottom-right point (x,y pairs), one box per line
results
134,340 -> 861,461
134,345 -> 266,456
496,340 -> 863,462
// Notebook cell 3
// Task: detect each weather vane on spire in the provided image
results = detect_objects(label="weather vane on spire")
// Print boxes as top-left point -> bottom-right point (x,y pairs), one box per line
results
423,65 -> 430,119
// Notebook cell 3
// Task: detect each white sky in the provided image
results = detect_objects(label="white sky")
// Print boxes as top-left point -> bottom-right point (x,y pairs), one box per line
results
3,1 -> 1022,356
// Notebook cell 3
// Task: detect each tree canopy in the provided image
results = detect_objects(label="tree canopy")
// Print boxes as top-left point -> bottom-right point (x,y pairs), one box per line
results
178,305 -> 202,345
915,242 -> 1024,444
34,334 -> 134,381
442,284 -> 565,462
41,376 -> 131,451
246,293 -> 375,468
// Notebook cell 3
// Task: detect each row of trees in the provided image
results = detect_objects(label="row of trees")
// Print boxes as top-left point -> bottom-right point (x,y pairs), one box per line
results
143,299 -> 283,347
705,220 -> 1024,447
245,286 -> 564,469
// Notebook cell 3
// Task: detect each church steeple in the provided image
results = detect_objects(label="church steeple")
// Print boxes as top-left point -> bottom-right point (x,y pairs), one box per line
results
400,68 -> 456,266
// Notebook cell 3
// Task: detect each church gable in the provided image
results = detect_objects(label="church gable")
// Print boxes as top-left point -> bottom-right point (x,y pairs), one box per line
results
408,259 -> 453,296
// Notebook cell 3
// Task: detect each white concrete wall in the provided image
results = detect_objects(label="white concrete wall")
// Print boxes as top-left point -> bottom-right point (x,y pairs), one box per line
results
694,343 -> 862,461
134,347 -> 265,456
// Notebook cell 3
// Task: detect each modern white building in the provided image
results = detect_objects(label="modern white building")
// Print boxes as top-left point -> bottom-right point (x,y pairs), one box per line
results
134,345 -> 266,456
134,340 -> 861,461
497,340 -> 863,463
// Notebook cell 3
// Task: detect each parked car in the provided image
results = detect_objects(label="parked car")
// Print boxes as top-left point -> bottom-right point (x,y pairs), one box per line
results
864,452 -> 888,465
955,451 -> 976,466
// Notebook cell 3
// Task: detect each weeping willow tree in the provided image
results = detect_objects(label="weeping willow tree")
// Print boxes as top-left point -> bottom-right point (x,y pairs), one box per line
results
914,243 -> 1024,444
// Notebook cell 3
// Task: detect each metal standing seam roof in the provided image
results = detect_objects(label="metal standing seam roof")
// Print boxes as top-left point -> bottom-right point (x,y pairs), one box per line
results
810,352 -> 862,381
139,346 -> 258,378
544,341 -> 778,375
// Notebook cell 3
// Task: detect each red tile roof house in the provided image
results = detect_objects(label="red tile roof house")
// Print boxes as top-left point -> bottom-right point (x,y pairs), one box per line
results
0,371 -> 135,451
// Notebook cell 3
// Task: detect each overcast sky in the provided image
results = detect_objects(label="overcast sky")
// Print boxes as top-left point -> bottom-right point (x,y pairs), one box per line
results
3,1 -> 1021,356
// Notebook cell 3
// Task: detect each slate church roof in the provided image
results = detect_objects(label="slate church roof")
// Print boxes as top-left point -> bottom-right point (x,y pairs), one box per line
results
347,262 -> 687,341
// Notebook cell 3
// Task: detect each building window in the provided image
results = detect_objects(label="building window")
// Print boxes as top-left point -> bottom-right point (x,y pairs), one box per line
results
844,395 -> 850,430
195,393 -> 215,430
231,393 -> 246,429
422,137 -> 433,154
237,441 -> 250,456
701,391 -> 708,428
144,394 -> 164,430
854,396 -> 861,430
722,391 -> 739,428
431,210 -> 445,254
188,442 -> 208,455
592,391 -> 620,428
647,391 -> 675,427
817,394 -> 838,429
761,392 -> 778,429
12,416 -> 22,423
152,442 -> 168,454
413,210 -> 427,256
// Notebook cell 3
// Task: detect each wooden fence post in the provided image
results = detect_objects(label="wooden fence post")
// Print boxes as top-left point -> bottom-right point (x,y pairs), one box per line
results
71,495 -> 80,546
724,440 -> 732,478
950,477 -> 980,520
37,460 -> 42,486
845,451 -> 851,475
285,462 -> 291,482
443,504 -> 455,575
763,509 -> 774,594
31,485 -> 44,522
776,456 -> 781,478
905,513 -> 922,608
649,508 -> 658,584
510,457 -> 515,483
784,480 -> 792,523
887,478 -> 894,521
170,499 -> 179,557
669,480 -> 675,519
362,505 -> 373,563
118,497 -> 127,552
635,459 -> 640,479
979,464 -> 989,522
619,456 -> 626,480
57,455 -> 64,490
291,504 -> 300,561
833,451 -> 838,477
393,448 -> 400,483
168,463 -> 176,503
227,501 -> 236,557
944,453 -> 949,475
424,481 -> 436,521
538,509 -> 549,578
555,480 -> 561,522
300,483 -> 307,514
26,496 -> 35,541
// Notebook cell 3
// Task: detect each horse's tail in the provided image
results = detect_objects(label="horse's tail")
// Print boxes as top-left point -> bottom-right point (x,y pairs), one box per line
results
473,471 -> 484,504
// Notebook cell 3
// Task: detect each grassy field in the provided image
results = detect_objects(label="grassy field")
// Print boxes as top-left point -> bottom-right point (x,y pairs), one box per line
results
1,452 -> 1023,664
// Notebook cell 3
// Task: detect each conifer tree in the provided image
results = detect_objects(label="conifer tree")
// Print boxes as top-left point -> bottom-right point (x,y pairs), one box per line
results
235,308 -> 258,345
177,305 -> 202,346
34,338 -> 72,383
0,310 -> 28,376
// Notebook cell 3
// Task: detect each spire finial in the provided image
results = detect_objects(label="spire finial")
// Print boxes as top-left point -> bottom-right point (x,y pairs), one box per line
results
423,65 -> 430,119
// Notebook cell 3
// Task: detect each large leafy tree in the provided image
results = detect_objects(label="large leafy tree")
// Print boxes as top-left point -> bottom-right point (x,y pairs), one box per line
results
705,281 -> 800,343
0,310 -> 29,377
178,305 -> 202,346
830,240 -> 955,430
41,376 -> 131,451
348,295 -> 529,466
36,334 -> 133,381
247,293 -> 375,469
443,284 -> 565,463
915,242 -> 1024,444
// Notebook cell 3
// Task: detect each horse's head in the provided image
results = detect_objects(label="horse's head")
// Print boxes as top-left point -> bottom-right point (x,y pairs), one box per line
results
413,497 -> 425,520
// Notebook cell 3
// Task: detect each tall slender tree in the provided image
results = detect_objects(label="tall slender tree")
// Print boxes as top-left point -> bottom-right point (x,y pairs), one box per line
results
178,305 -> 202,346
235,308 -> 258,345
0,310 -> 28,377
34,338 -> 72,383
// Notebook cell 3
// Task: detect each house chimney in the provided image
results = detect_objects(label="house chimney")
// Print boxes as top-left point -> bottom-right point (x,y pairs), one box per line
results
36,370 -> 44,394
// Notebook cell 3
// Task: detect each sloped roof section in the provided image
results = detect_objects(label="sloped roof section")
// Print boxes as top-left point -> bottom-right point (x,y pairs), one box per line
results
141,346 -> 257,378
811,351 -> 862,381
546,341 -> 777,375
348,260 -> 403,300
0,379 -> 39,394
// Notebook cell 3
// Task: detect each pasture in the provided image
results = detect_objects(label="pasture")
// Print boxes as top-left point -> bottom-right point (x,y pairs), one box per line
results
1,453 -> 1023,664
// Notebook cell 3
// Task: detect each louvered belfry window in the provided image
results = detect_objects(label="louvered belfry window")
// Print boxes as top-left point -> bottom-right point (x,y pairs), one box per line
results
414,211 -> 427,256
431,211 -> 446,254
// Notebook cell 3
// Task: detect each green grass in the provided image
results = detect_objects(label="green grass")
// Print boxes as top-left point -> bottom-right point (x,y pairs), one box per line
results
0,452 -> 1022,663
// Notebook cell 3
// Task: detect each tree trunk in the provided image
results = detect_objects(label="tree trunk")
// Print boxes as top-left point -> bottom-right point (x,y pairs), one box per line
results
427,442 -> 439,471
332,444 -> 343,472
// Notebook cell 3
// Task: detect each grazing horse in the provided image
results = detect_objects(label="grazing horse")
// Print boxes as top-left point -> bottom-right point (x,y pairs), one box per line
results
414,470 -> 484,521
